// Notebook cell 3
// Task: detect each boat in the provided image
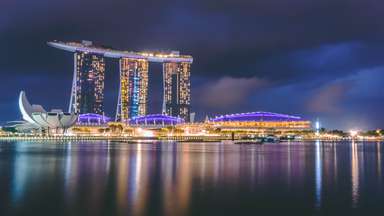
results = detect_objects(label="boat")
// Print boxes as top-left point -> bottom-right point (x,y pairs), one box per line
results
234,138 -> 264,145
232,135 -> 280,145
263,135 -> 280,143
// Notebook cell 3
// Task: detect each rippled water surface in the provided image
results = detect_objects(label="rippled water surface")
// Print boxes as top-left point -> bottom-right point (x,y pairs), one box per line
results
0,140 -> 383,216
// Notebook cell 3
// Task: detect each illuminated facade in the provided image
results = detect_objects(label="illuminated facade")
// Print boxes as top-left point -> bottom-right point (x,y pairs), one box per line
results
129,114 -> 185,126
69,51 -> 105,114
163,62 -> 191,121
77,113 -> 111,125
116,58 -> 149,121
210,112 -> 311,132
48,41 -> 193,121
19,91 -> 78,131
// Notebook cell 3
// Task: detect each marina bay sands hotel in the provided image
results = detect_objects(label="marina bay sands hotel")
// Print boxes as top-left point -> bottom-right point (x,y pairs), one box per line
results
48,41 -> 193,122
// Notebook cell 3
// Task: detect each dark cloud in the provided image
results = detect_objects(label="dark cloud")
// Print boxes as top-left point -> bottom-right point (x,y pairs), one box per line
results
306,80 -> 355,114
195,77 -> 269,111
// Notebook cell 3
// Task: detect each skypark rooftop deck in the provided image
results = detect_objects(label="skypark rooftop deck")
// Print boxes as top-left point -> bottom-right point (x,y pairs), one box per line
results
48,40 -> 193,63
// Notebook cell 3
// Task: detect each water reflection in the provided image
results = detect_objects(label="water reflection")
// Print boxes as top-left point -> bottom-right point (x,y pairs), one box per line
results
351,140 -> 359,207
0,141 -> 383,216
11,142 -> 29,204
315,140 -> 322,208
377,142 -> 382,185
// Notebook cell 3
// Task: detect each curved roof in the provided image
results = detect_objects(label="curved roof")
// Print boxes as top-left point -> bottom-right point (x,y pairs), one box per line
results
48,41 -> 193,63
18,91 -> 78,128
3,121 -> 39,132
129,114 -> 185,125
78,113 -> 111,124
19,91 -> 46,124
211,112 -> 304,122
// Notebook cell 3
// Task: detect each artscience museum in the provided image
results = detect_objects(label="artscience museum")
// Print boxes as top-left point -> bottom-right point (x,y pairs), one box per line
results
19,91 -> 78,132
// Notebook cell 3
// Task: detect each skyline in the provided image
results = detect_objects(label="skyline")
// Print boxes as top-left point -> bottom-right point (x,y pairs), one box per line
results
1,0 -> 384,129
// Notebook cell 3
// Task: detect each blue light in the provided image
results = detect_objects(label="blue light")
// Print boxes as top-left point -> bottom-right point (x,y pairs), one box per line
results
211,112 -> 303,122
129,114 -> 185,126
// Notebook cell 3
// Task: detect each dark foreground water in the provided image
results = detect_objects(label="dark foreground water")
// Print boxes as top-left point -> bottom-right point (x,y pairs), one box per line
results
0,140 -> 383,216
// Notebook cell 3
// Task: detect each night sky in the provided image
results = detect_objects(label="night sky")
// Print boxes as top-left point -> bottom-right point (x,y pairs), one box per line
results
1,0 -> 384,130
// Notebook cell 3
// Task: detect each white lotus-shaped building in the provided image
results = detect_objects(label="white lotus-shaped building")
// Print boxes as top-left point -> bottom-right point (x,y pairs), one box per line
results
19,91 -> 78,130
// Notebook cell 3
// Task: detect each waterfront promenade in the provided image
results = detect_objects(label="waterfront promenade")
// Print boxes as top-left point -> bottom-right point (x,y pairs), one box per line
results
1,134 -> 382,142
0,135 -> 230,142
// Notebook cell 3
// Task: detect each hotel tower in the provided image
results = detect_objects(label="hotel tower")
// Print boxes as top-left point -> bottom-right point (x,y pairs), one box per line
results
48,40 -> 193,121
116,58 -> 149,122
163,62 -> 191,121
70,51 -> 105,114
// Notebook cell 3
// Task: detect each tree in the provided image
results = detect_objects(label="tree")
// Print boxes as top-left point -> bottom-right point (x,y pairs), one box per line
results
360,130 -> 381,137
71,127 -> 82,133
117,124 -> 123,133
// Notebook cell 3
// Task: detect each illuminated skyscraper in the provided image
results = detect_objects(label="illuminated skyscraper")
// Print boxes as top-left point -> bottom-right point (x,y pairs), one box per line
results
69,51 -> 105,114
163,62 -> 191,121
116,58 -> 149,121
48,41 -> 193,121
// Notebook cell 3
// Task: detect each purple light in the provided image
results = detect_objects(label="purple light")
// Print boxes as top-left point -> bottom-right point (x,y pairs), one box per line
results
129,114 -> 185,125
78,113 -> 111,124
211,112 -> 303,122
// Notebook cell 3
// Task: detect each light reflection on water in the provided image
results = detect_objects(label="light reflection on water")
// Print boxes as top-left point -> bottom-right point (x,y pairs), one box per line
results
0,141 -> 383,216
315,140 -> 322,209
351,140 -> 359,207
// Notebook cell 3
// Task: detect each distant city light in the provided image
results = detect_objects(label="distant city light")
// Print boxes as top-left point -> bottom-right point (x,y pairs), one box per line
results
350,130 -> 358,137
135,128 -> 154,137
